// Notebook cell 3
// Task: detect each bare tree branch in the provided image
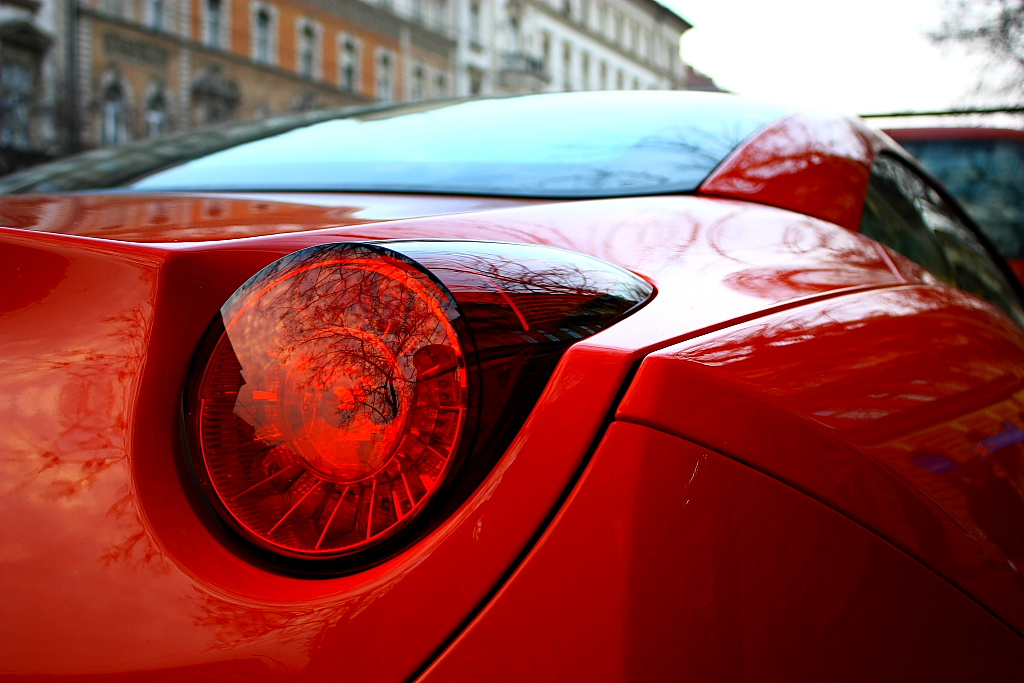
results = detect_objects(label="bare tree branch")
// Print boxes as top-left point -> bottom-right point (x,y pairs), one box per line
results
930,0 -> 1024,102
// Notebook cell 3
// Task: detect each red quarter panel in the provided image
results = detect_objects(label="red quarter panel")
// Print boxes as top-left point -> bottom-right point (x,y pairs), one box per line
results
617,286 -> 1024,632
418,423 -> 1024,681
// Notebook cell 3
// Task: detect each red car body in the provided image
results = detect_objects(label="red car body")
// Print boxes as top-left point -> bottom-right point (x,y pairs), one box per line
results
2,93 -> 1024,681
885,126 -> 1024,282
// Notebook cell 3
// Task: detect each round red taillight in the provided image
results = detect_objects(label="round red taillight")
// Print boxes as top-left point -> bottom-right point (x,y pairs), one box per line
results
189,243 -> 469,560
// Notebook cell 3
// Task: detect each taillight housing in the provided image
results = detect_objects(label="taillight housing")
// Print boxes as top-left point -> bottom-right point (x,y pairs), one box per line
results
186,241 -> 653,571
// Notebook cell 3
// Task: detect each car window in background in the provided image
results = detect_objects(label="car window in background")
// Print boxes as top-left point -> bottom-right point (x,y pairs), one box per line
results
0,92 -> 791,199
862,153 -> 1024,326
890,130 -> 1024,261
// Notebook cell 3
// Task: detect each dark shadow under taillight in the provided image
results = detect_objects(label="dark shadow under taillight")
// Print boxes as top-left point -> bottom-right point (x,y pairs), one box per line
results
184,240 -> 653,573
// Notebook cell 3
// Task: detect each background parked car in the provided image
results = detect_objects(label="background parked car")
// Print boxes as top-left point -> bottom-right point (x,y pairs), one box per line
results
886,127 -> 1024,281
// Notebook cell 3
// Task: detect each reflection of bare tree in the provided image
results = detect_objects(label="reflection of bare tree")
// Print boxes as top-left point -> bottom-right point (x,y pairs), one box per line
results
13,306 -> 147,502
191,588 -> 343,652
539,122 -> 762,193
714,217 -> 900,299
199,245 -> 467,556
4,268 -> 177,580
413,246 -> 653,339
99,489 -> 173,574
930,0 -> 1024,101
705,114 -> 874,230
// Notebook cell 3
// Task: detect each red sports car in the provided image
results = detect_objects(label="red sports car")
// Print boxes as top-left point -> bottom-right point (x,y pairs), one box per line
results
2,92 -> 1024,681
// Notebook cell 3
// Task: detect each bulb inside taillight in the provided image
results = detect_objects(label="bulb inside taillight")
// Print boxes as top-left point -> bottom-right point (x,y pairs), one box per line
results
189,243 -> 468,560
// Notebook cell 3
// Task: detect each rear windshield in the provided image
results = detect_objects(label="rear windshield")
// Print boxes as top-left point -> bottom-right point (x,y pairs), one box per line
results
0,92 -> 789,198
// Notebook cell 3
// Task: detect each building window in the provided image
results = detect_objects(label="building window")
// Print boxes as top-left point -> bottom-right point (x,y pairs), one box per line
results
145,91 -> 169,138
540,32 -> 551,77
412,64 -> 425,100
299,24 -> 314,77
562,42 -> 571,91
469,1 -> 482,48
253,8 -> 272,64
146,0 -> 165,31
101,83 -> 127,147
581,51 -> 589,90
340,36 -> 360,92
435,72 -> 446,97
204,0 -> 224,48
434,0 -> 448,31
599,61 -> 607,89
468,67 -> 483,95
297,20 -> 320,79
508,14 -> 521,54
0,57 -> 34,150
376,50 -> 394,102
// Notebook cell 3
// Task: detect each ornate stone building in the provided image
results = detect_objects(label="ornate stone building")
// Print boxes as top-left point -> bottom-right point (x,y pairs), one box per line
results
451,0 -> 700,96
0,0 -> 457,172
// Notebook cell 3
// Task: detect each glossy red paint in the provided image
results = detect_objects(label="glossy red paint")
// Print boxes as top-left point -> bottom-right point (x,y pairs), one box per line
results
0,194 -> 920,678
419,423 -> 1024,681
617,285 -> 1024,632
699,110 -> 881,231
4,93 -> 1024,679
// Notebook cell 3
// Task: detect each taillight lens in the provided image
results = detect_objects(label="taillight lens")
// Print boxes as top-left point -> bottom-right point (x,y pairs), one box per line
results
187,241 -> 653,568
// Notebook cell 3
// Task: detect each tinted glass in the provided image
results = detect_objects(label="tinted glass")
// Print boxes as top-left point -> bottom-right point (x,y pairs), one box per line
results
862,157 -> 955,284
0,92 -> 790,198
899,137 -> 1024,258
862,154 -> 1024,326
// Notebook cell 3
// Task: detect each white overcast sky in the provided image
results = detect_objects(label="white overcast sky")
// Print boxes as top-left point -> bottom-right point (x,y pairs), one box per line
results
665,0 -> 988,116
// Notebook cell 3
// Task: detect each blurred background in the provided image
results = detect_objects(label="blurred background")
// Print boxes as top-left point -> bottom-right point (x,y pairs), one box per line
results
1,0 -> 1021,176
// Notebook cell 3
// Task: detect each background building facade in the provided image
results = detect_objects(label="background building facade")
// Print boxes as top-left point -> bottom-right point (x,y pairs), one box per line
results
0,0 -> 709,174
453,0 -> 696,97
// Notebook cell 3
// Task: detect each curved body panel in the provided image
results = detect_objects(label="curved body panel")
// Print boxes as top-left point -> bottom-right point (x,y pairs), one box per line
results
618,286 -> 1024,631
419,423 -> 1024,682
2,92 -> 1023,680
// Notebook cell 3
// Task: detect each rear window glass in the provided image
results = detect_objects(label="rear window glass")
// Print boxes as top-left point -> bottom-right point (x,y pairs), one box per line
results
0,92 -> 790,198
